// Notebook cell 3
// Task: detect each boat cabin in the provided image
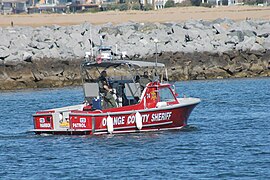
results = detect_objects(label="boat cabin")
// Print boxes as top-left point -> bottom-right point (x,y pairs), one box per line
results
80,60 -> 174,111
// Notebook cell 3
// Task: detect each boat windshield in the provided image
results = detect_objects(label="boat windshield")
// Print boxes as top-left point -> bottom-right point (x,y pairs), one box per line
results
159,87 -> 176,102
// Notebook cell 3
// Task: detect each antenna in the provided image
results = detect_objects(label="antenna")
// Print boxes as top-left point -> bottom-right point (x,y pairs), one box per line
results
90,25 -> 94,59
154,38 -> 159,68
154,38 -> 159,81
100,35 -> 103,46
116,44 -> 118,57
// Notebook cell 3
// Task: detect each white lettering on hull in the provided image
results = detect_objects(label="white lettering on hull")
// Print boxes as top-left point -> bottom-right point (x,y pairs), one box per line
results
142,114 -> 149,123
101,112 -> 172,127
40,123 -> 51,128
151,112 -> 172,122
113,116 -> 125,125
72,123 -> 86,128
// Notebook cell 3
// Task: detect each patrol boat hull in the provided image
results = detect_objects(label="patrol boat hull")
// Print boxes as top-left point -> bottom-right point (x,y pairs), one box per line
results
32,98 -> 200,135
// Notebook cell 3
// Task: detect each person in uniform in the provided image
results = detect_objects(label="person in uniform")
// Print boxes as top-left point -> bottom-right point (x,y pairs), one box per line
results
140,71 -> 151,89
98,70 -> 117,109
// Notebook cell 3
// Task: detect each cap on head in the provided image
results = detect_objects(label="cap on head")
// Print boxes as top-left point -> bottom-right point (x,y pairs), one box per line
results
101,70 -> 107,77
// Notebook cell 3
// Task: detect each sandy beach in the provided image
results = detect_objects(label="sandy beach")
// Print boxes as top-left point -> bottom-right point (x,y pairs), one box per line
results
0,6 -> 270,27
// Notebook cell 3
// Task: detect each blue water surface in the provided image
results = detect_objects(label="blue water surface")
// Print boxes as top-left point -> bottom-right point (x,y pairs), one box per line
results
0,78 -> 269,179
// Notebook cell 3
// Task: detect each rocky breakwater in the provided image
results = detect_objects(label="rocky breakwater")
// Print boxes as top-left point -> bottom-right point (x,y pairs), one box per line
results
0,18 -> 270,90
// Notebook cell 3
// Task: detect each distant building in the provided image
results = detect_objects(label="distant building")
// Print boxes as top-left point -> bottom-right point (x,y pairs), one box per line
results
28,0 -> 68,13
0,0 -> 27,14
206,0 -> 245,5
140,0 -> 192,9
26,0 -> 98,13
1,0 -> 269,14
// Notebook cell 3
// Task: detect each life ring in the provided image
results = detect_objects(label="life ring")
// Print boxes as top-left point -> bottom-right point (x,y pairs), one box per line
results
106,115 -> 114,134
135,112 -> 142,130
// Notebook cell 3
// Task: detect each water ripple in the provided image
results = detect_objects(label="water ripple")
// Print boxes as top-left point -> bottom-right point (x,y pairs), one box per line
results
1,78 -> 270,179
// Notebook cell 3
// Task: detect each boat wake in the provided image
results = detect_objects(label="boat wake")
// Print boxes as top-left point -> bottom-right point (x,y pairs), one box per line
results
0,131 -> 38,140
179,125 -> 199,132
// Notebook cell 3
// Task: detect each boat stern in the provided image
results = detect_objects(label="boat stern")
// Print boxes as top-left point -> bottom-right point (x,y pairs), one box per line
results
31,104 -> 93,135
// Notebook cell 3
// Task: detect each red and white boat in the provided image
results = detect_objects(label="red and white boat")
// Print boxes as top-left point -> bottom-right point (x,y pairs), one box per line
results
32,58 -> 200,135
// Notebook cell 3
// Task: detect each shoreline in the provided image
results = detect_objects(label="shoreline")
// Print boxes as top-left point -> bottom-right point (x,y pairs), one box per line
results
1,50 -> 269,91
1,7 -> 270,90
1,6 -> 270,27
1,76 -> 270,92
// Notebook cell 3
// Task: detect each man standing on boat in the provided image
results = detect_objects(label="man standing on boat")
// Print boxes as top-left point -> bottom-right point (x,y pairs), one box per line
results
98,70 -> 117,109
140,71 -> 151,89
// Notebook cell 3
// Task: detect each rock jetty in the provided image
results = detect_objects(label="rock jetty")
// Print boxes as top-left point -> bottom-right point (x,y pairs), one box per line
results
0,18 -> 270,90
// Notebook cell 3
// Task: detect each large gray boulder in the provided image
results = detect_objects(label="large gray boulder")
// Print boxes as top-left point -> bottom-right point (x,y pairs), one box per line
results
250,43 -> 265,53
213,24 -> 226,34
236,36 -> 256,51
212,18 -> 235,25
0,46 -> 10,59
137,22 -> 158,33
262,36 -> 270,50
3,53 -> 21,64
22,51 -> 33,62
48,47 -> 61,59
256,21 -> 270,37
229,20 -> 257,32
73,44 -> 85,57
70,32 -> 84,43
0,19 -> 270,62
228,30 -> 244,42
242,30 -> 256,37
0,36 -> 10,47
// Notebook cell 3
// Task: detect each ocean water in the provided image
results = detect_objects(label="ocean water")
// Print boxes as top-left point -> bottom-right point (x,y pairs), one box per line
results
0,78 -> 269,179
